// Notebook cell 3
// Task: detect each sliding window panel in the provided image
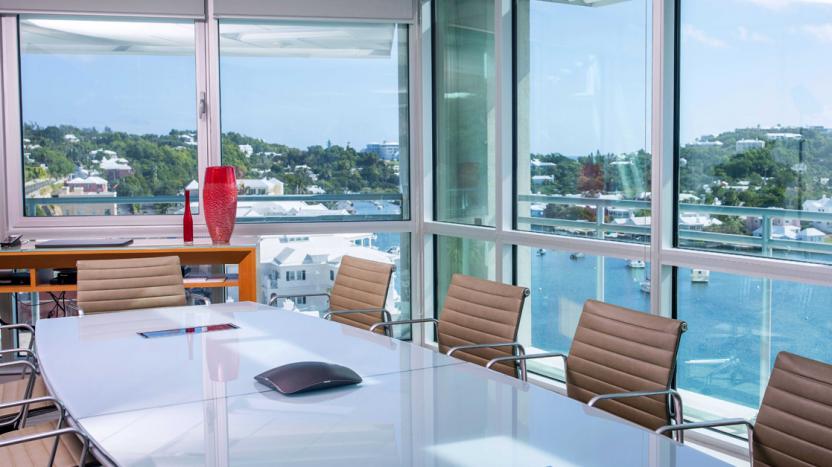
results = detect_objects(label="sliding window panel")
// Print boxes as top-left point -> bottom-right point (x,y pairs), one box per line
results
677,268 -> 832,426
677,0 -> 832,264
434,235 -> 495,316
515,0 -> 651,243
516,246 -> 650,379
433,0 -> 496,227
218,20 -> 410,223
19,16 -> 198,217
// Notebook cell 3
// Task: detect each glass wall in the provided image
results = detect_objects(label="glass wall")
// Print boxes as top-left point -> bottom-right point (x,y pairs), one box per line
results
218,20 -> 410,223
677,0 -> 832,264
515,0 -> 651,243
19,16 -> 198,217
434,236 -> 495,314
677,268 -> 832,414
516,246 -> 650,378
433,0 -> 496,226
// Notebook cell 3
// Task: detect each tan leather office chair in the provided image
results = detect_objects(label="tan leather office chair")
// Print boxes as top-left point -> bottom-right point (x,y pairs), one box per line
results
76,256 -> 186,314
0,397 -> 92,466
371,274 -> 530,377
658,351 -> 832,466
487,300 -> 687,436
270,256 -> 395,334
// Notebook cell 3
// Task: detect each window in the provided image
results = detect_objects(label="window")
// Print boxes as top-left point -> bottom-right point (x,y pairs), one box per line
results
677,0 -> 832,264
218,20 -> 410,223
676,268 -> 832,431
433,0 -> 496,226
514,0 -> 651,243
516,246 -> 650,378
261,233 -> 411,324
19,16 -> 198,217
434,236 -> 495,315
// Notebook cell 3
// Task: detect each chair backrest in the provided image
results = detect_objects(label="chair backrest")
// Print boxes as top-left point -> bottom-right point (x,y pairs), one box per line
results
76,256 -> 186,314
328,255 -> 394,333
437,274 -> 529,377
566,300 -> 685,432
752,351 -> 832,467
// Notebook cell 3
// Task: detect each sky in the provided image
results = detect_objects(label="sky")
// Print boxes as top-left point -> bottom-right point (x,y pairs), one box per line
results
19,0 -> 832,155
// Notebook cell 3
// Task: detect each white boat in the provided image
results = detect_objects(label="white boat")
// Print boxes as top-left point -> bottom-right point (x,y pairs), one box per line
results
570,252 -> 585,260
627,259 -> 646,269
691,269 -> 710,283
640,280 -> 651,294
536,249 -> 546,256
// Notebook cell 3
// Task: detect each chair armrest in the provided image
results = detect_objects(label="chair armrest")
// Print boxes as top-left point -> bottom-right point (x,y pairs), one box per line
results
369,318 -> 438,334
269,293 -> 330,307
486,352 -> 567,382
657,418 -> 754,458
447,342 -> 525,358
190,292 -> 212,306
0,324 -> 35,350
0,324 -> 35,334
589,389 -> 685,441
0,348 -> 37,360
323,309 -> 392,323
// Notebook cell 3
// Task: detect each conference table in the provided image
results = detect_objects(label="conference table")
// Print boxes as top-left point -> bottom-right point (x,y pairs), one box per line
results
35,302 -> 729,466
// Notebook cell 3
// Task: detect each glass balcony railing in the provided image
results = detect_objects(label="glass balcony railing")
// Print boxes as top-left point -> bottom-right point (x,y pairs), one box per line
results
518,193 -> 832,263
24,192 -> 405,222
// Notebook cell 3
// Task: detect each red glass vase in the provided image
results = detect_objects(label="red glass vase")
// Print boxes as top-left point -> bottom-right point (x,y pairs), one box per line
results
203,166 -> 237,245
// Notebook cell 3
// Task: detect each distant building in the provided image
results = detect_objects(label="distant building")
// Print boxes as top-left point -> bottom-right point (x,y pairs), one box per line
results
803,195 -> 832,233
532,175 -> 554,185
736,139 -> 765,153
63,134 -> 79,143
237,178 -> 284,196
689,139 -> 724,147
238,144 -> 254,157
364,141 -> 399,161
530,159 -> 556,169
99,156 -> 133,181
745,216 -> 800,233
58,176 -> 116,216
64,176 -> 108,193
766,132 -> 802,141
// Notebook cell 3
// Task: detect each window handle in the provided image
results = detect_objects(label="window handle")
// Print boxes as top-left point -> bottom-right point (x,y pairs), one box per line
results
199,92 -> 208,119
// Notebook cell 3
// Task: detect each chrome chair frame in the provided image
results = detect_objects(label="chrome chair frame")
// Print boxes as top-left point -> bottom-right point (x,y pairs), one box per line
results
0,396 -> 92,466
0,359 -> 38,429
270,293 -> 392,331
657,419 -> 754,460
486,352 -> 687,442
372,319 -> 530,378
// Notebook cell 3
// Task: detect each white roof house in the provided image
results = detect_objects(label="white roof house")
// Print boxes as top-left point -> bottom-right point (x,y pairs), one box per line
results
803,195 -> 832,213
66,176 -> 108,186
530,159 -> 556,168
63,134 -> 79,143
99,156 -> 132,171
238,144 -> 254,157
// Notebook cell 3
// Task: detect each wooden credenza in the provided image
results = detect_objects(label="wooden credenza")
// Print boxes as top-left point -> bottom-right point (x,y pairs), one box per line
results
0,239 -> 258,302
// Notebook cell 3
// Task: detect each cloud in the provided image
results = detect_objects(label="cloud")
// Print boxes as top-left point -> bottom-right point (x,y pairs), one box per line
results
803,23 -> 832,42
683,25 -> 727,48
738,26 -> 773,43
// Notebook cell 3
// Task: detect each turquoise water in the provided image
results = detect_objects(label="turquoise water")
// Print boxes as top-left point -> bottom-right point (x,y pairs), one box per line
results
528,249 -> 832,409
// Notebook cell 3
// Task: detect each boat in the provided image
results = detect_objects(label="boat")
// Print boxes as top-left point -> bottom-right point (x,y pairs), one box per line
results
627,259 -> 646,269
386,246 -> 400,255
373,201 -> 383,210
640,280 -> 651,294
536,249 -> 546,256
570,252 -> 585,260
691,269 -> 710,283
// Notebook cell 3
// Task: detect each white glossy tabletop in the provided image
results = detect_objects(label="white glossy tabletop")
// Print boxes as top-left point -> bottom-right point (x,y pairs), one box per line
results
80,363 -> 727,467
37,303 -> 729,467
36,302 -> 461,418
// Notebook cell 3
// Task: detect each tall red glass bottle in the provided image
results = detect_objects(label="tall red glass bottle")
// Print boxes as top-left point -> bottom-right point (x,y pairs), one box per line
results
183,189 -> 194,244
